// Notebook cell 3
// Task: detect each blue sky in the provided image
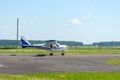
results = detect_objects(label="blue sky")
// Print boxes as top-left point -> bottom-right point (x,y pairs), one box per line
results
0,0 -> 120,44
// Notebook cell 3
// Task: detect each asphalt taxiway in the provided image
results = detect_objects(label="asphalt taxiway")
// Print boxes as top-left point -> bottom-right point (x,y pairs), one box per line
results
0,54 -> 120,74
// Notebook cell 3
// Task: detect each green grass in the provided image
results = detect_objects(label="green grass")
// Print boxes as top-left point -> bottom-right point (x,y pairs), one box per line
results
0,72 -> 120,80
0,48 -> 48,54
68,46 -> 120,54
0,46 -> 120,54
105,58 -> 120,65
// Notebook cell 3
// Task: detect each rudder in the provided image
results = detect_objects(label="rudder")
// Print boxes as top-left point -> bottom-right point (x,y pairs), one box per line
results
20,36 -> 31,48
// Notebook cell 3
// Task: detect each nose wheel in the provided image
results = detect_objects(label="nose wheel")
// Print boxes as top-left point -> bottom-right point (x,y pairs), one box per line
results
50,53 -> 53,56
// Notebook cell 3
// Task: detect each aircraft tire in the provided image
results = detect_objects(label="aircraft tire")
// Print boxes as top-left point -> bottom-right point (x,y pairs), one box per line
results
50,53 -> 53,56
61,53 -> 65,56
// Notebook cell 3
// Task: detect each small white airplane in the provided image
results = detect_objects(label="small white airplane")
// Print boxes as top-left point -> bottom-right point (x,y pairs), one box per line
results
20,36 -> 67,56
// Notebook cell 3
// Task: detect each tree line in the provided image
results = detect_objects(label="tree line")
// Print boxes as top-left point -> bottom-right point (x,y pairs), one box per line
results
0,40 -> 84,46
0,40 -> 120,46
93,41 -> 120,46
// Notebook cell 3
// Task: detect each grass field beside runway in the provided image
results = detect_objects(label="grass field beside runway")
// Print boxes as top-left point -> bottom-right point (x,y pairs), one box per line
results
0,46 -> 120,54
0,72 -> 120,80
105,58 -> 120,65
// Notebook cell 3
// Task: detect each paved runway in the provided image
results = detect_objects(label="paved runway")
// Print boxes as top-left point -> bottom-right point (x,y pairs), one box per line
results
0,54 -> 120,74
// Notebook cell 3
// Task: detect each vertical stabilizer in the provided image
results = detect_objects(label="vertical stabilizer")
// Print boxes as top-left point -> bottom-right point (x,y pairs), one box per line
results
20,36 -> 31,48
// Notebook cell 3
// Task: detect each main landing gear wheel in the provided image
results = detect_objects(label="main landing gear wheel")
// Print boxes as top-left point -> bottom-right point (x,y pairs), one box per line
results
50,53 -> 53,56
61,53 -> 65,56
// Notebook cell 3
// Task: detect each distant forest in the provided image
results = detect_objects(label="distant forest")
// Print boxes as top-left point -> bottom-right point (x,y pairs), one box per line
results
0,40 -> 120,46
0,40 -> 84,46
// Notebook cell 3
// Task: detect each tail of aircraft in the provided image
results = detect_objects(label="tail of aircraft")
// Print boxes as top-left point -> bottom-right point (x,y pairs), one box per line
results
20,36 -> 32,48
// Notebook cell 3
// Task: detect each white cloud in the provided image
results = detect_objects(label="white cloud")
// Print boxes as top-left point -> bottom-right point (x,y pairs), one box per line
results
71,18 -> 82,25
64,23 -> 67,26
69,14 -> 92,26
85,13 -> 92,19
